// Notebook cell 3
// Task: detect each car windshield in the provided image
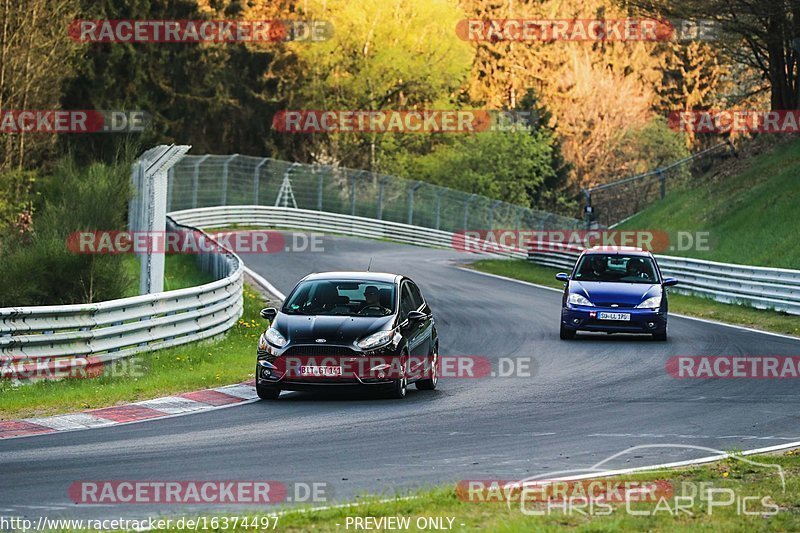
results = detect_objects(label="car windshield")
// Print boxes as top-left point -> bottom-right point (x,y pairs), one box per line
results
282,280 -> 396,316
573,254 -> 659,284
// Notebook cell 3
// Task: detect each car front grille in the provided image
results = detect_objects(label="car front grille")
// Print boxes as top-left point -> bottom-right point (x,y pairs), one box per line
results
283,345 -> 358,357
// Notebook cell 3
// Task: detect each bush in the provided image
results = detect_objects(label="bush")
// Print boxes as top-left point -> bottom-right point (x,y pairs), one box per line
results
0,157 -> 132,306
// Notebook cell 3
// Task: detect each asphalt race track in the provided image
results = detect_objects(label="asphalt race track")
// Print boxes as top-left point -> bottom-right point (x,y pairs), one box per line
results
2,233 -> 799,520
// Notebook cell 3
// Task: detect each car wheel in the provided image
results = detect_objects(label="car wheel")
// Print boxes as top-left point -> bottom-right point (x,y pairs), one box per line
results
416,345 -> 438,391
652,330 -> 667,341
388,354 -> 408,399
256,383 -> 281,400
560,323 -> 576,340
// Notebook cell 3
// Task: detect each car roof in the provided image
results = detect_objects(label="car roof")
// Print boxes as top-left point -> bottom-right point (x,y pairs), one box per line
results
301,271 -> 401,283
582,246 -> 652,256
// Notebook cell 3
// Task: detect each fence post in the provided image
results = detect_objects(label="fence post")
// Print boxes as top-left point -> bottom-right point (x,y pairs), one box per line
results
489,200 -> 501,230
221,154 -> 238,206
253,158 -> 268,204
463,194 -> 476,230
515,207 -> 524,230
132,145 -> 191,295
434,190 -> 444,230
407,182 -> 421,225
658,169 -> 666,199
317,169 -> 324,211
377,177 -> 386,219
349,173 -> 357,216
581,189 -> 593,230
166,167 -> 174,211
192,155 -> 209,209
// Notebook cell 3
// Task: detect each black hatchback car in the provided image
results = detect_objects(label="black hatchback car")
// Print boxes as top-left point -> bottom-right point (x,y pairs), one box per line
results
256,272 -> 439,400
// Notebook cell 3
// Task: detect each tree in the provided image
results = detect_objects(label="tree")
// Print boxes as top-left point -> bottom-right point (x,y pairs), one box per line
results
0,0 -> 79,170
632,0 -> 799,110
279,0 -> 474,170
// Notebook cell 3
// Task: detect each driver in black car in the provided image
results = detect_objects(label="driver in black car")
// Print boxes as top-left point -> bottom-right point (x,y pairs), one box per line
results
358,285 -> 391,315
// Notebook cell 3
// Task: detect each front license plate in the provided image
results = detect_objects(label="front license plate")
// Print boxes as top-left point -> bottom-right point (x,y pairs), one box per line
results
300,365 -> 343,377
598,312 -> 631,321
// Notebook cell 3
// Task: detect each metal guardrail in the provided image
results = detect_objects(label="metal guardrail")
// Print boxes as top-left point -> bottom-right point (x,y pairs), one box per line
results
529,247 -> 800,315
168,205 -> 528,260
0,217 -> 243,379
170,205 -> 800,316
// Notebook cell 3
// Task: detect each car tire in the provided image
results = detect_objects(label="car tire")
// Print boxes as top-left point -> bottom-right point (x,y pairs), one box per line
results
652,330 -> 667,341
560,323 -> 576,340
388,376 -> 407,399
388,354 -> 408,399
256,383 -> 281,400
416,345 -> 438,391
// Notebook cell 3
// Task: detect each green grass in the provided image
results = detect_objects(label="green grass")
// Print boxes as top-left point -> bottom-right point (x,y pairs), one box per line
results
272,451 -> 800,531
55,450 -> 799,531
617,138 -> 800,269
468,259 -> 800,337
0,282 -> 266,421
120,254 -> 215,297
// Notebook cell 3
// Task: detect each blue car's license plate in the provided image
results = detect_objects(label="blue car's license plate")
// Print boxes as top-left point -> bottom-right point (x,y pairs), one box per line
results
598,312 -> 630,321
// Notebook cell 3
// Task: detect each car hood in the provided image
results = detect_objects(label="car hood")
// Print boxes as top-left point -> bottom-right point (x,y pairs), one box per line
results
272,314 -> 395,344
571,281 -> 660,306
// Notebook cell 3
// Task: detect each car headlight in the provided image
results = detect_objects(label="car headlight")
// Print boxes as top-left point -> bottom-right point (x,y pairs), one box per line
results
567,293 -> 594,307
636,296 -> 662,309
357,329 -> 396,350
265,327 -> 287,348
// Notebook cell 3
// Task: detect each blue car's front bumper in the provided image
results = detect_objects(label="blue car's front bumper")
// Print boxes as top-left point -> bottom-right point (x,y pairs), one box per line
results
561,305 -> 666,334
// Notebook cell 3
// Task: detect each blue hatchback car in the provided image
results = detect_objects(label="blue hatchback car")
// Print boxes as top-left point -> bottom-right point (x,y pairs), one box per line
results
556,247 -> 678,341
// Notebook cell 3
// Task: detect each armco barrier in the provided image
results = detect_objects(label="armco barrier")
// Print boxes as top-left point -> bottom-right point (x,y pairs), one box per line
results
168,205 -> 528,259
529,246 -> 800,315
172,205 -> 800,316
0,216 -> 243,380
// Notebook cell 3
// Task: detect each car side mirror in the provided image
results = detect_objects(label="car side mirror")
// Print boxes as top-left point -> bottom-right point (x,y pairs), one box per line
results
407,310 -> 428,322
260,307 -> 277,321
555,273 -> 569,282
663,277 -> 679,287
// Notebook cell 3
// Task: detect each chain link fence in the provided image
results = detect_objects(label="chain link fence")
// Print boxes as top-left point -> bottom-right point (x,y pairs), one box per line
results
585,141 -> 736,227
167,155 -> 584,233
583,141 -> 735,227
